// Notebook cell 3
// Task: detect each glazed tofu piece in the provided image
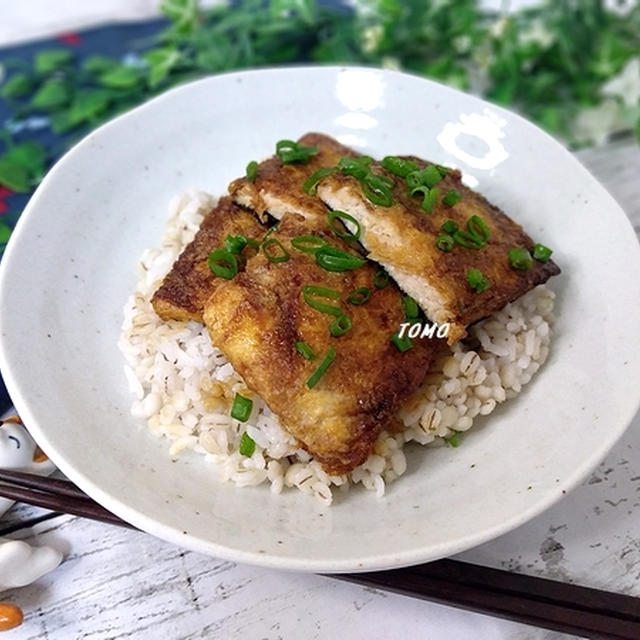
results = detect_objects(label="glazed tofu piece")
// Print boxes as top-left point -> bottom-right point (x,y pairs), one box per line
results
316,154 -> 560,343
151,197 -> 265,322
228,133 -> 355,222
202,213 -> 437,474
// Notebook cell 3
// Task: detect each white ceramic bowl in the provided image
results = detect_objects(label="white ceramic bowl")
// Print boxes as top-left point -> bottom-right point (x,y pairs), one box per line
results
1,67 -> 639,572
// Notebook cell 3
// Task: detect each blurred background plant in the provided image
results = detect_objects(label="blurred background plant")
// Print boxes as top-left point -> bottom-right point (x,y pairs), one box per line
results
0,0 -> 639,197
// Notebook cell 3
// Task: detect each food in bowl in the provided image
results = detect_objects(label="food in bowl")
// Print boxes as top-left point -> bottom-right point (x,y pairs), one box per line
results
119,133 -> 560,504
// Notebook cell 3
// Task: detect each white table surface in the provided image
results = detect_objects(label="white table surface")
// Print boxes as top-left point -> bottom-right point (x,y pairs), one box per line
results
1,4 -> 640,640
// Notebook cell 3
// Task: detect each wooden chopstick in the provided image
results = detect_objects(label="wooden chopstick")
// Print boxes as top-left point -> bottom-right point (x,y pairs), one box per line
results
2,471 -> 639,638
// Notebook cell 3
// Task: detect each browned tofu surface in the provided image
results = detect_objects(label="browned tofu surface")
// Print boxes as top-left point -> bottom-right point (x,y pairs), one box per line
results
202,213 -> 437,474
228,133 -> 356,222
317,154 -> 560,343
151,196 -> 265,322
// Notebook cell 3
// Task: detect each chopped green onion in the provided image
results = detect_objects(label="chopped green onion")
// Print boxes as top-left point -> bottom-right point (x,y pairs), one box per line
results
436,234 -> 455,252
302,167 -> 336,195
442,189 -> 461,207
380,156 -> 418,178
441,220 -> 458,235
410,185 -> 439,213
295,340 -> 316,360
315,246 -> 366,272
532,243 -> 553,262
225,234 -> 249,254
329,313 -> 352,337
347,287 -> 370,305
262,237 -> 290,263
360,173 -> 393,207
467,215 -> 489,243
275,139 -> 318,164
508,247 -> 533,270
306,345 -> 336,389
290,234 -> 328,254
466,268 -> 490,293
446,432 -> 461,447
402,295 -> 420,320
328,210 -> 361,241
302,285 -> 342,316
338,155 -> 372,179
208,249 -> 238,279
231,393 -> 253,422
435,165 -> 449,177
422,165 -> 445,188
239,432 -> 256,456
246,160 -> 258,182
391,332 -> 412,352
453,230 -> 484,249
373,268 -> 389,289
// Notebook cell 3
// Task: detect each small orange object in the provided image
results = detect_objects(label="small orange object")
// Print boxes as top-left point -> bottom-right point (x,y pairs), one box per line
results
0,603 -> 23,631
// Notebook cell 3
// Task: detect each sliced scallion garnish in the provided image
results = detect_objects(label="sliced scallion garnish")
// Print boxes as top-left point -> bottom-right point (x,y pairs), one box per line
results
329,313 -> 352,337
373,268 -> 389,289
466,268 -> 490,293
239,432 -> 256,456
380,156 -> 418,178
410,185 -> 439,213
436,233 -> 454,252
361,172 -> 393,206
246,160 -> 258,182
328,210 -> 361,241
302,285 -> 342,316
402,295 -> 420,320
302,167 -> 336,195
442,189 -> 461,207
441,219 -> 458,235
290,234 -> 328,254
391,332 -> 412,352
306,345 -> 336,389
262,237 -> 290,263
508,247 -> 533,270
532,243 -> 553,262
347,286 -> 370,305
453,229 -> 484,249
231,393 -> 253,422
337,155 -> 372,180
466,215 -> 489,243
208,249 -> 238,279
225,234 -> 249,254
315,246 -> 366,272
295,340 -> 316,360
276,139 -> 318,164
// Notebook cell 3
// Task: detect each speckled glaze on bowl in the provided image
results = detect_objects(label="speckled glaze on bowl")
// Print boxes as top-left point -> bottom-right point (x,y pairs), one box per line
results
1,67 -> 639,572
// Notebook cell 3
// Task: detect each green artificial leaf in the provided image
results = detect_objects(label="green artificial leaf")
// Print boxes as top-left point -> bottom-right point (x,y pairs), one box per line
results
161,0 -> 200,35
2,142 -> 46,172
82,55 -> 118,75
1,73 -> 34,99
34,49 -> 73,74
29,79 -> 70,110
98,65 -> 142,90
0,160 -> 31,192
144,48 -> 183,87
67,89 -> 113,126
49,111 -> 77,135
0,222 -> 12,244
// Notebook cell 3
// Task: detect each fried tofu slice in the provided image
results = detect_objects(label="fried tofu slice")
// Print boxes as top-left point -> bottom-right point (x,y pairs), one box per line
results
151,197 -> 265,322
317,156 -> 560,343
202,213 -> 437,474
228,133 -> 356,222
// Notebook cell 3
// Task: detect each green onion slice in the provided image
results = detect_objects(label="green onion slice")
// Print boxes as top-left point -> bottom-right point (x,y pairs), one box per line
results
329,313 -> 352,337
302,285 -> 342,316
441,219 -> 458,235
361,173 -> 393,207
508,247 -> 533,270
442,189 -> 461,207
373,268 -> 389,289
262,237 -> 290,263
391,332 -> 412,352
532,243 -> 553,262
446,432 -> 461,447
410,185 -> 439,213
347,286 -> 371,305
402,295 -> 420,320
467,215 -> 489,242
276,139 -> 318,164
302,167 -> 336,195
466,268 -> 490,293
290,234 -> 328,254
453,230 -> 484,249
380,156 -> 418,178
315,246 -> 366,272
337,155 -> 373,180
208,249 -> 238,279
231,393 -> 253,422
436,233 -> 455,252
306,345 -> 336,389
328,210 -> 361,241
225,234 -> 249,254
239,432 -> 256,456
295,340 -> 316,360
246,160 -> 258,182
421,165 -> 444,188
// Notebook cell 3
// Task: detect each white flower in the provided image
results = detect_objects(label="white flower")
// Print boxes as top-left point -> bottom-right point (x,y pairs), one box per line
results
518,18 -> 554,49
489,16 -> 509,39
601,57 -> 640,108
381,56 -> 401,71
361,25 -> 383,54
572,99 -> 626,146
